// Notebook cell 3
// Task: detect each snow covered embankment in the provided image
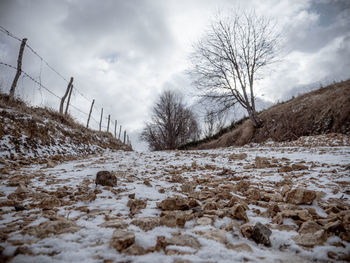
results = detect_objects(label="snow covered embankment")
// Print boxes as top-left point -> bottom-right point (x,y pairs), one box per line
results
0,107 -> 129,160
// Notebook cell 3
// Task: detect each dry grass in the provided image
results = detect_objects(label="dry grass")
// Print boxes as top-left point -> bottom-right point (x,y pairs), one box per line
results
0,93 -> 132,156
192,79 -> 350,149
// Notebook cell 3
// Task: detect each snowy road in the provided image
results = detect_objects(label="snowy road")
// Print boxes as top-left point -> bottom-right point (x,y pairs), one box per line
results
1,135 -> 350,262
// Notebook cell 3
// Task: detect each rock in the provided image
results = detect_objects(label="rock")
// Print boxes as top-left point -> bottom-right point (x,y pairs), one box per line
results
0,199 -> 15,207
173,260 -> 191,263
192,206 -> 203,217
246,188 -> 261,201
261,192 -> 283,202
251,222 -> 272,247
196,229 -> 227,244
196,217 -> 213,226
143,179 -> 152,187
278,165 -> 293,173
181,183 -> 194,193
160,211 -> 191,228
99,219 -> 128,229
14,246 -> 33,256
128,193 -> 135,199
131,217 -> 160,231
7,184 -> 31,200
38,196 -> 61,209
281,209 -> 312,222
23,217 -> 81,238
127,199 -> 147,215
216,190 -> 232,200
226,243 -> 253,252
228,153 -> 247,161
154,236 -> 167,251
235,180 -> 250,192
188,199 -> 200,208
197,191 -> 214,200
298,221 -> 322,235
255,156 -> 272,169
240,223 -> 254,238
157,196 -> 190,211
95,171 -> 117,187
285,188 -> 317,205
110,229 -> 135,252
166,234 -> 201,250
291,163 -> 308,171
14,205 -> 26,211
230,204 -> 248,222
46,160 -> 56,168
123,243 -> 147,255
266,203 -> 280,218
293,229 -> 328,247
281,184 -> 291,196
202,201 -> 217,211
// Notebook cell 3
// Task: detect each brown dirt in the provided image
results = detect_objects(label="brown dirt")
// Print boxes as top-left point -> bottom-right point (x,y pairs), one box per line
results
194,79 -> 350,149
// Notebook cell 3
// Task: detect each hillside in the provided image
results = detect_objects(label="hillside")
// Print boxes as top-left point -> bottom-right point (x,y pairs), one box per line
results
182,79 -> 350,150
0,93 -> 131,165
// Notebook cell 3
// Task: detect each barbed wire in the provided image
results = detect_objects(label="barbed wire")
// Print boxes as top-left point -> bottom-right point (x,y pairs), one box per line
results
25,43 -> 71,84
1,61 -> 87,117
0,26 -> 130,143
0,61 -> 61,99
0,25 -> 22,42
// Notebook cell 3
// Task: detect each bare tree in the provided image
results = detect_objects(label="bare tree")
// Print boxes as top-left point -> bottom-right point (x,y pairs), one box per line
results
141,90 -> 200,151
189,10 -> 279,128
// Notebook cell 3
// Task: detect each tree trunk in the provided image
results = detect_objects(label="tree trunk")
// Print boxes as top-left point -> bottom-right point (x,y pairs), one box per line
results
247,108 -> 262,128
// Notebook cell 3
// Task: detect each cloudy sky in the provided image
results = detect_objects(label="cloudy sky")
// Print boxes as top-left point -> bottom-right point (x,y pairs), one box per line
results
0,0 -> 349,150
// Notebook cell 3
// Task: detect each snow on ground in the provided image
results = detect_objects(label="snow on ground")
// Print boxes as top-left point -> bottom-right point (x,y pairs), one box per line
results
0,134 -> 350,262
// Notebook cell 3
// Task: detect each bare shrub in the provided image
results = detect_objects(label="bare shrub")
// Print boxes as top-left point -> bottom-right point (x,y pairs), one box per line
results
141,90 -> 200,151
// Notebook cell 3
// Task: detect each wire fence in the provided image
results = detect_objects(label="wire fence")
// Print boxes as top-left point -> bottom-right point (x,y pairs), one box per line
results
0,25 -> 131,147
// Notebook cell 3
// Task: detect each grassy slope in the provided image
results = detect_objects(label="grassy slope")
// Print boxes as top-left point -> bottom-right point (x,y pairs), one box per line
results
0,93 -> 131,160
180,79 -> 350,150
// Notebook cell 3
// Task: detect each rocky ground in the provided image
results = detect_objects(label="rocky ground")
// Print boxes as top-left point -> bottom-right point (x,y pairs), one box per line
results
0,133 -> 349,263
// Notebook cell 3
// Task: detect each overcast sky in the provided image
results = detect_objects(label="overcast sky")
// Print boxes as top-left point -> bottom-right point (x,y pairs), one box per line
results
1,0 -> 349,150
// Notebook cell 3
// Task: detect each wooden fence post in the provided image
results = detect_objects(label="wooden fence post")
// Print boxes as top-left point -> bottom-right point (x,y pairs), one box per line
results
99,108 -> 103,131
9,38 -> 27,100
59,77 -> 73,114
86,99 -> 95,128
107,114 -> 110,133
119,125 -> 122,139
64,84 -> 73,115
114,120 -> 117,138
123,130 -> 126,144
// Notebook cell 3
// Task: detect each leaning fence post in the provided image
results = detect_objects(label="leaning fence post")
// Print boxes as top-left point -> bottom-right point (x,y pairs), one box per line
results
86,99 -> 95,128
59,77 -> 73,114
99,108 -> 103,131
9,38 -> 27,100
107,114 -> 110,133
119,125 -> 122,140
123,130 -> 126,144
114,120 -> 117,138
64,84 -> 73,115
